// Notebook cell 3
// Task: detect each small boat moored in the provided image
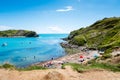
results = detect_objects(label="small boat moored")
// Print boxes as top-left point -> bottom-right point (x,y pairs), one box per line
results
1,43 -> 7,47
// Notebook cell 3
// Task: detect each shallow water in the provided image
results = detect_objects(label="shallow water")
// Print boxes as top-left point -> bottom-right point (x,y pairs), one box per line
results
0,34 -> 68,67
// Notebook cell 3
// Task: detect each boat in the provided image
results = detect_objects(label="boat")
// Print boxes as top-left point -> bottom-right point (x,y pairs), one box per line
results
1,43 -> 7,47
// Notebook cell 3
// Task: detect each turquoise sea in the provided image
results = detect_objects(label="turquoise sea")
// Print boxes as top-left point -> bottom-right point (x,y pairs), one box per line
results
0,34 -> 68,67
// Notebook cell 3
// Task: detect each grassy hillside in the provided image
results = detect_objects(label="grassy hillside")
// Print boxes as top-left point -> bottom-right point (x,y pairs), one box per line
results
67,17 -> 120,53
0,30 -> 39,37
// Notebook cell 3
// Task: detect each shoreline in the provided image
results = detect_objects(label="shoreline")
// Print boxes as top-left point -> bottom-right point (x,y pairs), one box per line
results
33,49 -> 100,68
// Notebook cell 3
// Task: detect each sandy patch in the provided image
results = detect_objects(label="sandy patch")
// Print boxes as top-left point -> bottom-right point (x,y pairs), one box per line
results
0,66 -> 120,80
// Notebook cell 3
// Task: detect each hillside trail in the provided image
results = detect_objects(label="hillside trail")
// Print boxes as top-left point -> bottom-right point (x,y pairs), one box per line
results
0,66 -> 120,80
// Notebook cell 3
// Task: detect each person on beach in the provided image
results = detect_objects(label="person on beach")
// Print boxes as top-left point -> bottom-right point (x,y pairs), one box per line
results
34,56 -> 36,59
80,55 -> 83,58
78,55 -> 84,62
51,57 -> 54,60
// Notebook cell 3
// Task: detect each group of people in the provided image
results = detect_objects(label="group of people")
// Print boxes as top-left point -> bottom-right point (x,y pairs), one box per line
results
40,50 -> 101,68
78,51 -> 100,63
43,60 -> 65,68
41,57 -> 66,68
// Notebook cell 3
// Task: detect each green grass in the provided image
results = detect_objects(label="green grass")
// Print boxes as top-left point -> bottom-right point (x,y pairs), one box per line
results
101,48 -> 112,60
1,61 -> 120,73
90,62 -> 120,72
0,63 -> 16,69
62,62 -> 120,73
64,48 -> 81,54
62,63 -> 89,73
18,66 -> 47,71
70,35 -> 86,46
0,63 -> 47,71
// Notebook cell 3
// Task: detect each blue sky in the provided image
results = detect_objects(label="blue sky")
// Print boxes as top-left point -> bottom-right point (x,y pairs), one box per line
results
0,0 -> 120,33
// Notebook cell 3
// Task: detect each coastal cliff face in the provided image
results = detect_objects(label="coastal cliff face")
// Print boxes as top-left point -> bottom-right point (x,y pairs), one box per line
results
0,30 -> 39,37
67,17 -> 120,54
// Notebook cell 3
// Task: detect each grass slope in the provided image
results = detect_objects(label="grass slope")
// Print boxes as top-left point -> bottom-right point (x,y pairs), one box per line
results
62,62 -> 120,72
68,17 -> 120,53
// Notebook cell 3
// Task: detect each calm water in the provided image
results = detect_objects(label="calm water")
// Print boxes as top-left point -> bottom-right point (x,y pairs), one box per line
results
0,34 -> 68,67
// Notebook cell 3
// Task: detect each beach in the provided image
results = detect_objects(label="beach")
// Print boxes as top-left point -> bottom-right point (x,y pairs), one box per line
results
33,50 -> 101,68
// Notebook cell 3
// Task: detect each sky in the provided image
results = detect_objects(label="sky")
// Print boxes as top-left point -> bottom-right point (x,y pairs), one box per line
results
0,0 -> 120,33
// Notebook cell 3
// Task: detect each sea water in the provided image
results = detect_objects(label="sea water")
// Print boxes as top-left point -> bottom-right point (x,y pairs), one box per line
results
0,34 -> 68,67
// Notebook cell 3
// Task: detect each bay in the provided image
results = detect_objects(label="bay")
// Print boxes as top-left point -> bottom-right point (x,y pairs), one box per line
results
0,34 -> 68,67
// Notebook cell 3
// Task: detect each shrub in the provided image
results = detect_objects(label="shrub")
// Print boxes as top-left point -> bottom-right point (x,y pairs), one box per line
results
116,64 -> 120,68
2,63 -> 15,69
71,36 -> 86,46
101,53 -> 112,60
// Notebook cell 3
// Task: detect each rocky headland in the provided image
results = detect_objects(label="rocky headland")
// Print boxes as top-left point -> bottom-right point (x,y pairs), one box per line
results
0,30 -> 39,37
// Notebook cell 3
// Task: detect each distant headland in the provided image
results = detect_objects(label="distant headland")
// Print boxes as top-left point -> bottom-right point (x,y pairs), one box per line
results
0,30 -> 39,37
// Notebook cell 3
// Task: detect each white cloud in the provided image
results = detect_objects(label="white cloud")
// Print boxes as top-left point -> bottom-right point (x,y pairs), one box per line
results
0,25 -> 13,31
48,26 -> 65,33
56,6 -> 74,12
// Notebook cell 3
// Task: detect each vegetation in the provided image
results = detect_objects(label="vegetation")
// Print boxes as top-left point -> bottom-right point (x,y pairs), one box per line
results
67,17 -> 120,54
70,35 -> 86,46
1,60 -> 120,72
0,63 -> 47,71
101,48 -> 112,59
64,48 -> 81,54
62,62 -> 120,73
18,66 -> 47,71
62,63 -> 88,73
0,63 -> 16,69
0,30 -> 39,37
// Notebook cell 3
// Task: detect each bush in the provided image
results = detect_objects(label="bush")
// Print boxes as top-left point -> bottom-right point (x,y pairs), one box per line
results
1,63 -> 15,69
71,36 -> 86,46
101,53 -> 112,60
101,48 -> 112,60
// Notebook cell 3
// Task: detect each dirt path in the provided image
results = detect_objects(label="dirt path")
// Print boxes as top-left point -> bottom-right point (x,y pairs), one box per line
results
0,66 -> 120,80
